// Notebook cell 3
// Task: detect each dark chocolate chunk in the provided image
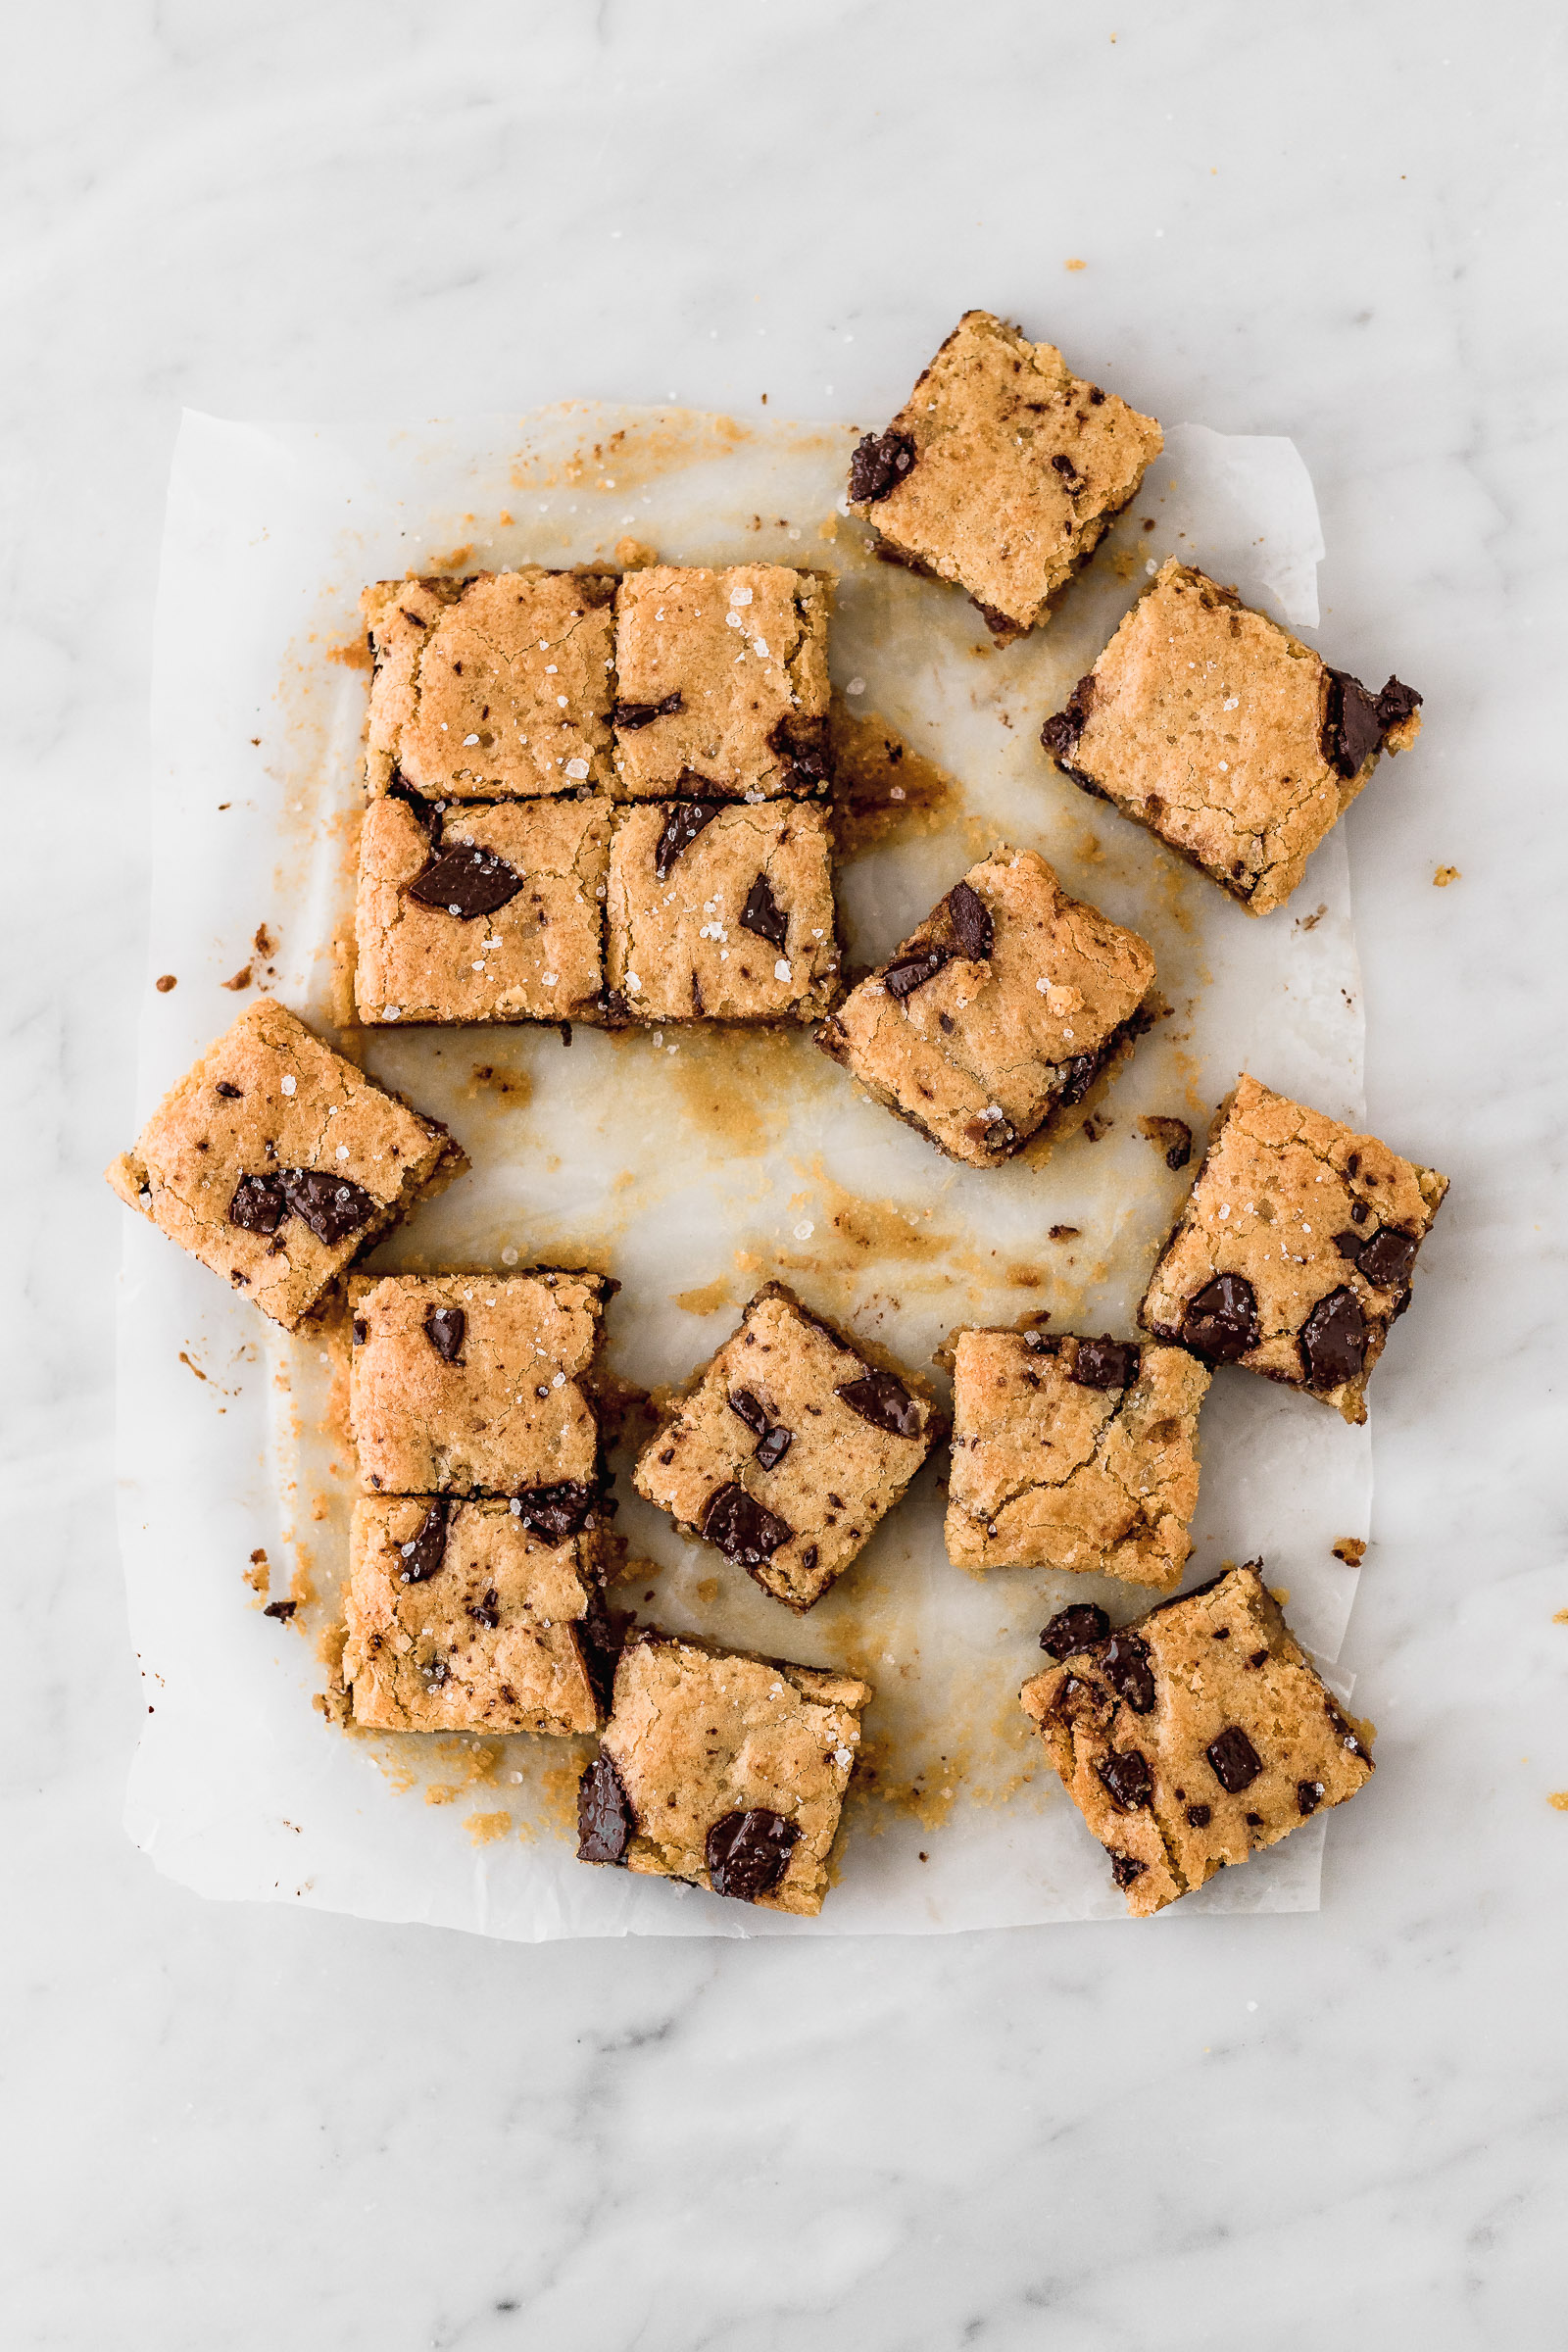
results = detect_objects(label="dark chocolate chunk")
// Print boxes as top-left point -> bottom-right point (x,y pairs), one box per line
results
1144,1115 -> 1193,1170
613,691 -> 684,729
1334,1228 -> 1366,1259
703,1482 -> 793,1567
1180,1272 -> 1260,1363
1070,1337 -> 1139,1391
1373,676 -> 1422,731
263,1599 -> 297,1621
513,1482 -> 598,1544
946,879 -> 994,961
1040,673 -> 1097,765
835,1370 -> 922,1439
576,1582 -> 623,1716
408,840 -> 525,920
215,1080 -> 243,1100
227,1173 -> 286,1234
654,800 -> 720,880
398,1501 -> 451,1585
740,873 -> 788,951
768,718 -> 831,790
1039,1602 -> 1111,1659
468,1587 -> 501,1631
1299,1285 -> 1369,1392
848,428 -> 917,506
727,1388 -> 771,1438
705,1806 -> 801,1901
1206,1725 -> 1263,1793
1297,1778 -> 1325,1816
884,944 -> 950,1000
352,1317 -> 368,1346
1321,667 -> 1385,780
1108,1852 -> 1146,1890
1354,1226 -> 1419,1288
755,1423 -> 793,1472
576,1753 -> 633,1865
279,1169 -> 377,1246
1185,1802 -> 1212,1829
1096,1746 -> 1152,1811
423,1305 -> 466,1363
1099,1630 -> 1156,1714
1245,1811 -> 1263,1828
1051,452 -> 1084,490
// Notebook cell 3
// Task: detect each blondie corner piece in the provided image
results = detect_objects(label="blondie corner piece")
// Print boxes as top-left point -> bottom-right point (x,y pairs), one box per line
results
816,848 -> 1155,1168
632,1282 -> 940,1610
1138,1074 -> 1447,1424
946,1331 -> 1208,1588
1040,561 -> 1424,916
342,1496 -> 621,1735
612,564 -> 832,800
363,569 -> 616,800
846,309 -> 1162,641
575,1630 -> 873,1915
105,998 -> 464,1331
1020,1562 -> 1374,1917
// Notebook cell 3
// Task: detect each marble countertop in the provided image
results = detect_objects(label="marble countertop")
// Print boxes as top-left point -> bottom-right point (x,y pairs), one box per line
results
5,3 -> 1563,2343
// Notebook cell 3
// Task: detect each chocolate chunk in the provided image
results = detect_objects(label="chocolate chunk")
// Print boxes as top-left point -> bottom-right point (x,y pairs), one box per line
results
513,1482 -> 598,1544
613,691 -> 684,729
1108,1852 -> 1146,1890
1054,1048 -> 1104,1107
848,428 -> 917,505
468,1587 -> 501,1631
227,1173 -> 285,1234
1245,1811 -> 1263,1828
576,1753 -> 633,1865
1099,1630 -> 1156,1714
1373,676 -> 1422,731
398,1501 -> 450,1584
703,1482 -> 793,1567
1051,452 -> 1083,487
279,1169 -> 377,1246
835,1370 -> 922,1439
946,879 -> 994,961
1297,1778 -> 1325,1816
1206,1725 -> 1263,1793
352,1317 -> 368,1345
768,719 -> 831,790
1070,1337 -> 1139,1391
654,800 -> 720,880
408,841 -> 525,920
1185,1802 -> 1212,1828
263,1599 -> 297,1621
1334,1228 -> 1365,1259
576,1582 -> 623,1716
1143,1115 -> 1193,1170
1321,667 -> 1385,780
884,944 -> 950,1000
1040,673 -> 1097,765
1180,1272 -> 1260,1363
740,873 -> 788,951
1039,1602 -> 1111,1659
705,1806 -> 801,1900
1096,1746 -> 1152,1811
423,1305 -> 466,1363
755,1423 -> 793,1472
727,1388 -> 770,1438
1354,1226 -> 1419,1288
1299,1286 -> 1369,1391
215,1080 -> 242,1100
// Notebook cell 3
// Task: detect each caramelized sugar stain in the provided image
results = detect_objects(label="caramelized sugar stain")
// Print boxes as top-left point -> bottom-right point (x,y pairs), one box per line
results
326,636 -> 373,671
672,1274 -> 735,1316
664,1024 -> 823,1157
508,408 -> 761,496
829,706 -> 959,859
468,1058 -> 535,1106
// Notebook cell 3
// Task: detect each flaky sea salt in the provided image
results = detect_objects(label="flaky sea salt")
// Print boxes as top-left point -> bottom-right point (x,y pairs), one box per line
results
280,1074 -> 296,1095
564,758 -> 589,780
774,958 -> 791,982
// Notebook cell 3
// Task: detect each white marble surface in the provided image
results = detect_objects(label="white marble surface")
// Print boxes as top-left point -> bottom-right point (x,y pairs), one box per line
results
3,3 -> 1564,2343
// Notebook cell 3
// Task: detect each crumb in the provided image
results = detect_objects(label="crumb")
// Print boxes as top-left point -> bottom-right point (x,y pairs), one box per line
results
1433,865 -> 1460,888
1332,1538 -> 1367,1566
220,964 -> 253,991
155,974 -> 176,993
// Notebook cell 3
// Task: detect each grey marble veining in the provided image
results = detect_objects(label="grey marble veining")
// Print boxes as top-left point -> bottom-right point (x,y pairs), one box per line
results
2,3 -> 1564,2345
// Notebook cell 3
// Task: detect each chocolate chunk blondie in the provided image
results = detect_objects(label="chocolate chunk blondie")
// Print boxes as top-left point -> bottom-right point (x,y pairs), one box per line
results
633,1282 -> 940,1610
946,1330 -> 1209,1588
1040,561 -> 1424,916
1020,1562 -> 1374,1916
576,1629 -> 872,1914
606,799 -> 840,1023
355,792 -> 613,1025
847,310 -> 1162,642
1139,1074 -> 1448,1424
105,998 -> 464,1330
612,564 -> 832,799
350,1269 -> 611,1499
816,848 -> 1155,1167
363,569 -> 616,800
342,1496 -> 620,1735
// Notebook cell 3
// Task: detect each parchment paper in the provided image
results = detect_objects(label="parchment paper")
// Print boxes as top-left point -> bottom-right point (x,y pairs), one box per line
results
119,406 -> 1370,1936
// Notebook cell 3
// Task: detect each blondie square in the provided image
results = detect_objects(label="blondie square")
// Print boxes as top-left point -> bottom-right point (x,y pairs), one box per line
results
606,800 -> 840,1024
1040,561 -> 1423,916
945,1330 -> 1209,1589
816,848 -> 1155,1168
105,999 -> 464,1331
1139,1074 -> 1448,1425
363,568 -> 616,800
1020,1562 -> 1374,1917
633,1282 -> 940,1610
350,1269 -> 610,1500
354,792 -> 612,1026
611,564 -> 832,799
341,1495 -> 620,1735
575,1631 -> 873,1914
847,310 -> 1162,642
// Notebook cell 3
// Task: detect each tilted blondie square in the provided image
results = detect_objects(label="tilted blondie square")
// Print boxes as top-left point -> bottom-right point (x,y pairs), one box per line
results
1020,1562 -> 1374,1917
574,1630 -> 873,1915
611,564 -> 832,800
945,1330 -> 1209,1589
350,1269 -> 611,1502
342,1495 -> 621,1736
354,792 -> 613,1026
633,1282 -> 940,1610
606,799 -> 840,1024
105,998 -> 464,1330
816,847 -> 1155,1168
1040,561 -> 1423,916
847,310 -> 1162,642
1139,1074 -> 1448,1425
363,569 -> 616,799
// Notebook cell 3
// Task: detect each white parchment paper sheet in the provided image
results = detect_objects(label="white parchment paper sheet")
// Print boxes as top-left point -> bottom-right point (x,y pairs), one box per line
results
119,407 -> 1369,1936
